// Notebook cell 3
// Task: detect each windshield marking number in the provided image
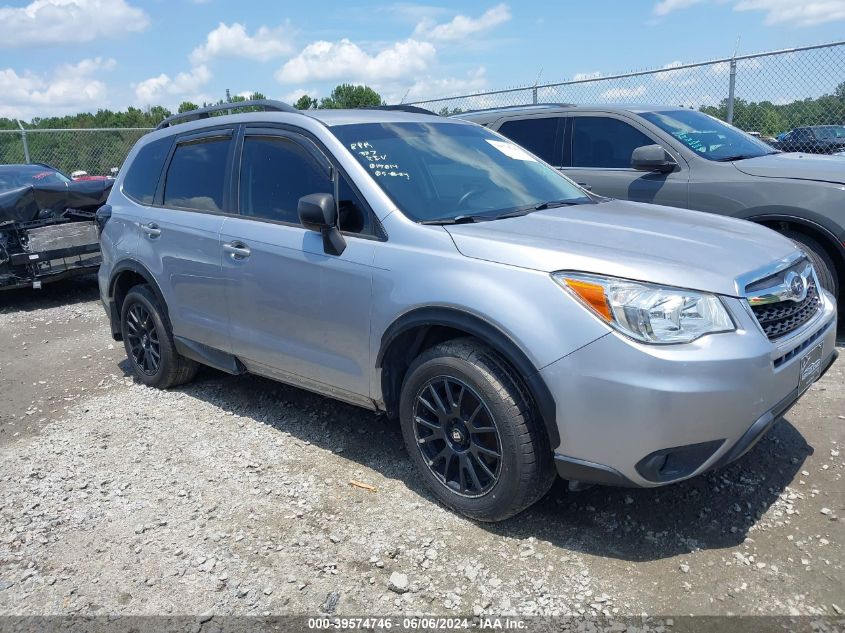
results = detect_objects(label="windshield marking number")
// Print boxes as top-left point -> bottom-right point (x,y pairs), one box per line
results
352,140 -> 411,180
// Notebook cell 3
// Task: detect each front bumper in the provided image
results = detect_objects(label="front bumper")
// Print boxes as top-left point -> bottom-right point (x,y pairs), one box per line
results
540,291 -> 838,488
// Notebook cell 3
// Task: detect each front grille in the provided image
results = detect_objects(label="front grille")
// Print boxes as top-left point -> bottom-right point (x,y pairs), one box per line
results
751,279 -> 821,340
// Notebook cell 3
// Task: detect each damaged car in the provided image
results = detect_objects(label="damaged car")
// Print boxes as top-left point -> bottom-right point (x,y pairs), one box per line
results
0,163 -> 110,290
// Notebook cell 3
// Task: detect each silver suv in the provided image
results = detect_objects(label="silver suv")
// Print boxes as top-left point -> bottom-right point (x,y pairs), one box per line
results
457,105 -> 845,303
98,101 -> 838,522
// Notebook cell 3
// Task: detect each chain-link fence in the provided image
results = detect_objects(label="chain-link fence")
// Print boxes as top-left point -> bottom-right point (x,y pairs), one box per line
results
0,128 -> 152,177
406,40 -> 845,154
1,41 -> 843,169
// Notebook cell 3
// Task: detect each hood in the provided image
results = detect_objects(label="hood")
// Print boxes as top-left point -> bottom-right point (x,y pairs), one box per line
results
444,199 -> 798,297
732,152 -> 845,185
0,179 -> 112,224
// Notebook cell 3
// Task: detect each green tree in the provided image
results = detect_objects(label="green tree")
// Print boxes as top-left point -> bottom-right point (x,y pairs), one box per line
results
319,84 -> 383,109
178,101 -> 199,113
294,94 -> 318,110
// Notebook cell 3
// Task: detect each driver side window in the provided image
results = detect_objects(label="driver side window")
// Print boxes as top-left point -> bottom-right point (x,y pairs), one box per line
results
239,136 -> 332,224
571,117 -> 654,168
239,135 -> 374,235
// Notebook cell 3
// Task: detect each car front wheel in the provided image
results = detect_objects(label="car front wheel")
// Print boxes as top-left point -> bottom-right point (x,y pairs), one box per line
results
120,284 -> 198,389
784,230 -> 839,300
399,338 -> 555,522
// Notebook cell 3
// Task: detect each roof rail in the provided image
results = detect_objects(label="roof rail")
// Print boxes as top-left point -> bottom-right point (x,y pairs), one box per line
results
458,103 -> 576,116
155,99 -> 300,130
365,105 -> 440,116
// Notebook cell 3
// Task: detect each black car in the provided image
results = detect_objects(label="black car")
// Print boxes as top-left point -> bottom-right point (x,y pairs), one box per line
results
0,163 -> 110,290
774,125 -> 845,154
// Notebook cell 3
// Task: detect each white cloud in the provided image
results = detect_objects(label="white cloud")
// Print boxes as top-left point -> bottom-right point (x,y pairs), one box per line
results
572,71 -> 602,81
0,0 -> 148,47
190,22 -> 294,64
275,38 -> 436,84
135,65 -> 212,105
653,0 -> 704,16
396,67 -> 488,103
0,57 -> 115,119
732,0 -> 845,26
653,0 -> 845,25
600,85 -> 647,99
413,3 -> 511,41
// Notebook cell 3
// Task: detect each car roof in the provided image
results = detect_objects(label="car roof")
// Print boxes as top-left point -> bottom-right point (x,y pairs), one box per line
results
305,108 -> 456,127
143,108 -> 466,145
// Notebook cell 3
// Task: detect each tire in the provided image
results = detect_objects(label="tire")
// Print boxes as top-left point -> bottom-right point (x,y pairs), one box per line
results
399,338 -> 555,522
783,230 -> 839,299
120,284 -> 198,389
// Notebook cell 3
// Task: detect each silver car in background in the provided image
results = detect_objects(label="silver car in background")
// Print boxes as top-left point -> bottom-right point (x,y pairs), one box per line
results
458,105 -> 845,304
97,101 -> 838,521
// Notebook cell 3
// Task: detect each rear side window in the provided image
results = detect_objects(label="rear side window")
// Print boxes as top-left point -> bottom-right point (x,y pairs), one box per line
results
123,137 -> 171,204
497,117 -> 562,164
571,117 -> 654,168
163,137 -> 231,212
239,136 -> 332,224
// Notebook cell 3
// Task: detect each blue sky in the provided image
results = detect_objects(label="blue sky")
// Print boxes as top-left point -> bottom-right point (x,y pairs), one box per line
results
1,0 -> 844,119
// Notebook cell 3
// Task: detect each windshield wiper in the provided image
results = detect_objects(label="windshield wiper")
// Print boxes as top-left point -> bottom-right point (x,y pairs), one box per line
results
533,197 -> 592,210
714,153 -> 762,162
420,215 -> 482,225
421,199 -> 591,225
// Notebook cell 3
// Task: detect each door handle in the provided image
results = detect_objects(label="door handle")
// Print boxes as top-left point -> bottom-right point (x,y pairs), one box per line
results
223,241 -> 251,260
141,222 -> 161,238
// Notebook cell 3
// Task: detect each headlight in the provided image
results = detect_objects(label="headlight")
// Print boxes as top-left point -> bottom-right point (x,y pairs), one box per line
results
552,272 -> 735,344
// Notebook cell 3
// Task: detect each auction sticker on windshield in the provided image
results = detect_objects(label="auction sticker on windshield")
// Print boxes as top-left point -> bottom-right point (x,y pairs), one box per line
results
485,139 -> 537,161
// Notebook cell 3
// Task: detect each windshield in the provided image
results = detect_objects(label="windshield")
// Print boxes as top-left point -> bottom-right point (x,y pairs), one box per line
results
0,166 -> 70,191
638,110 -> 776,161
330,121 -> 590,223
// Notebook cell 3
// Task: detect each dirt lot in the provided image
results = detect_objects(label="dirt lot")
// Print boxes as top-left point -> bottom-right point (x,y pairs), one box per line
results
0,276 -> 843,623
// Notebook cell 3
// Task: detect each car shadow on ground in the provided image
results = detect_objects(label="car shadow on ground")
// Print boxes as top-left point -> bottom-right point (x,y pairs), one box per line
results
175,367 -> 812,563
0,274 -> 100,313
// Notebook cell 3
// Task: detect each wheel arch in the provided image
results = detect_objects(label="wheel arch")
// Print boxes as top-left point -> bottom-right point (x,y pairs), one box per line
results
106,259 -> 169,340
377,306 -> 560,449
744,210 -> 844,292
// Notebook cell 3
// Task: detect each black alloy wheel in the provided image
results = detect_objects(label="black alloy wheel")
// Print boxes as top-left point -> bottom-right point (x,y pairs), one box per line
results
124,302 -> 161,376
413,376 -> 502,497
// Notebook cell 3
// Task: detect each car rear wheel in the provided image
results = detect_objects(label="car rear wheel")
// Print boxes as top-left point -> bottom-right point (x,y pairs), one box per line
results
783,231 -> 839,299
121,284 -> 198,389
399,338 -> 555,522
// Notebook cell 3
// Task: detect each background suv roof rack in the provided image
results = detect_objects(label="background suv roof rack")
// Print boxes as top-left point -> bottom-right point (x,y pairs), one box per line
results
155,99 -> 300,130
364,105 -> 439,116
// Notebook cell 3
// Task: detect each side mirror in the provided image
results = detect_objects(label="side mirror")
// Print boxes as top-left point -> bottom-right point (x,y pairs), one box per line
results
298,193 -> 346,256
631,144 -> 676,173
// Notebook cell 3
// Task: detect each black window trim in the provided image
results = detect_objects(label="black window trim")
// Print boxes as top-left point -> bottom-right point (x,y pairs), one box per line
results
154,126 -> 237,215
565,111 -> 683,170
120,135 -> 174,207
495,114 -> 565,167
234,123 -> 386,241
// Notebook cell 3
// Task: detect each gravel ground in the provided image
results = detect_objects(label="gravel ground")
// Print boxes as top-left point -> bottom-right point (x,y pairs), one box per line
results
0,276 -> 843,622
